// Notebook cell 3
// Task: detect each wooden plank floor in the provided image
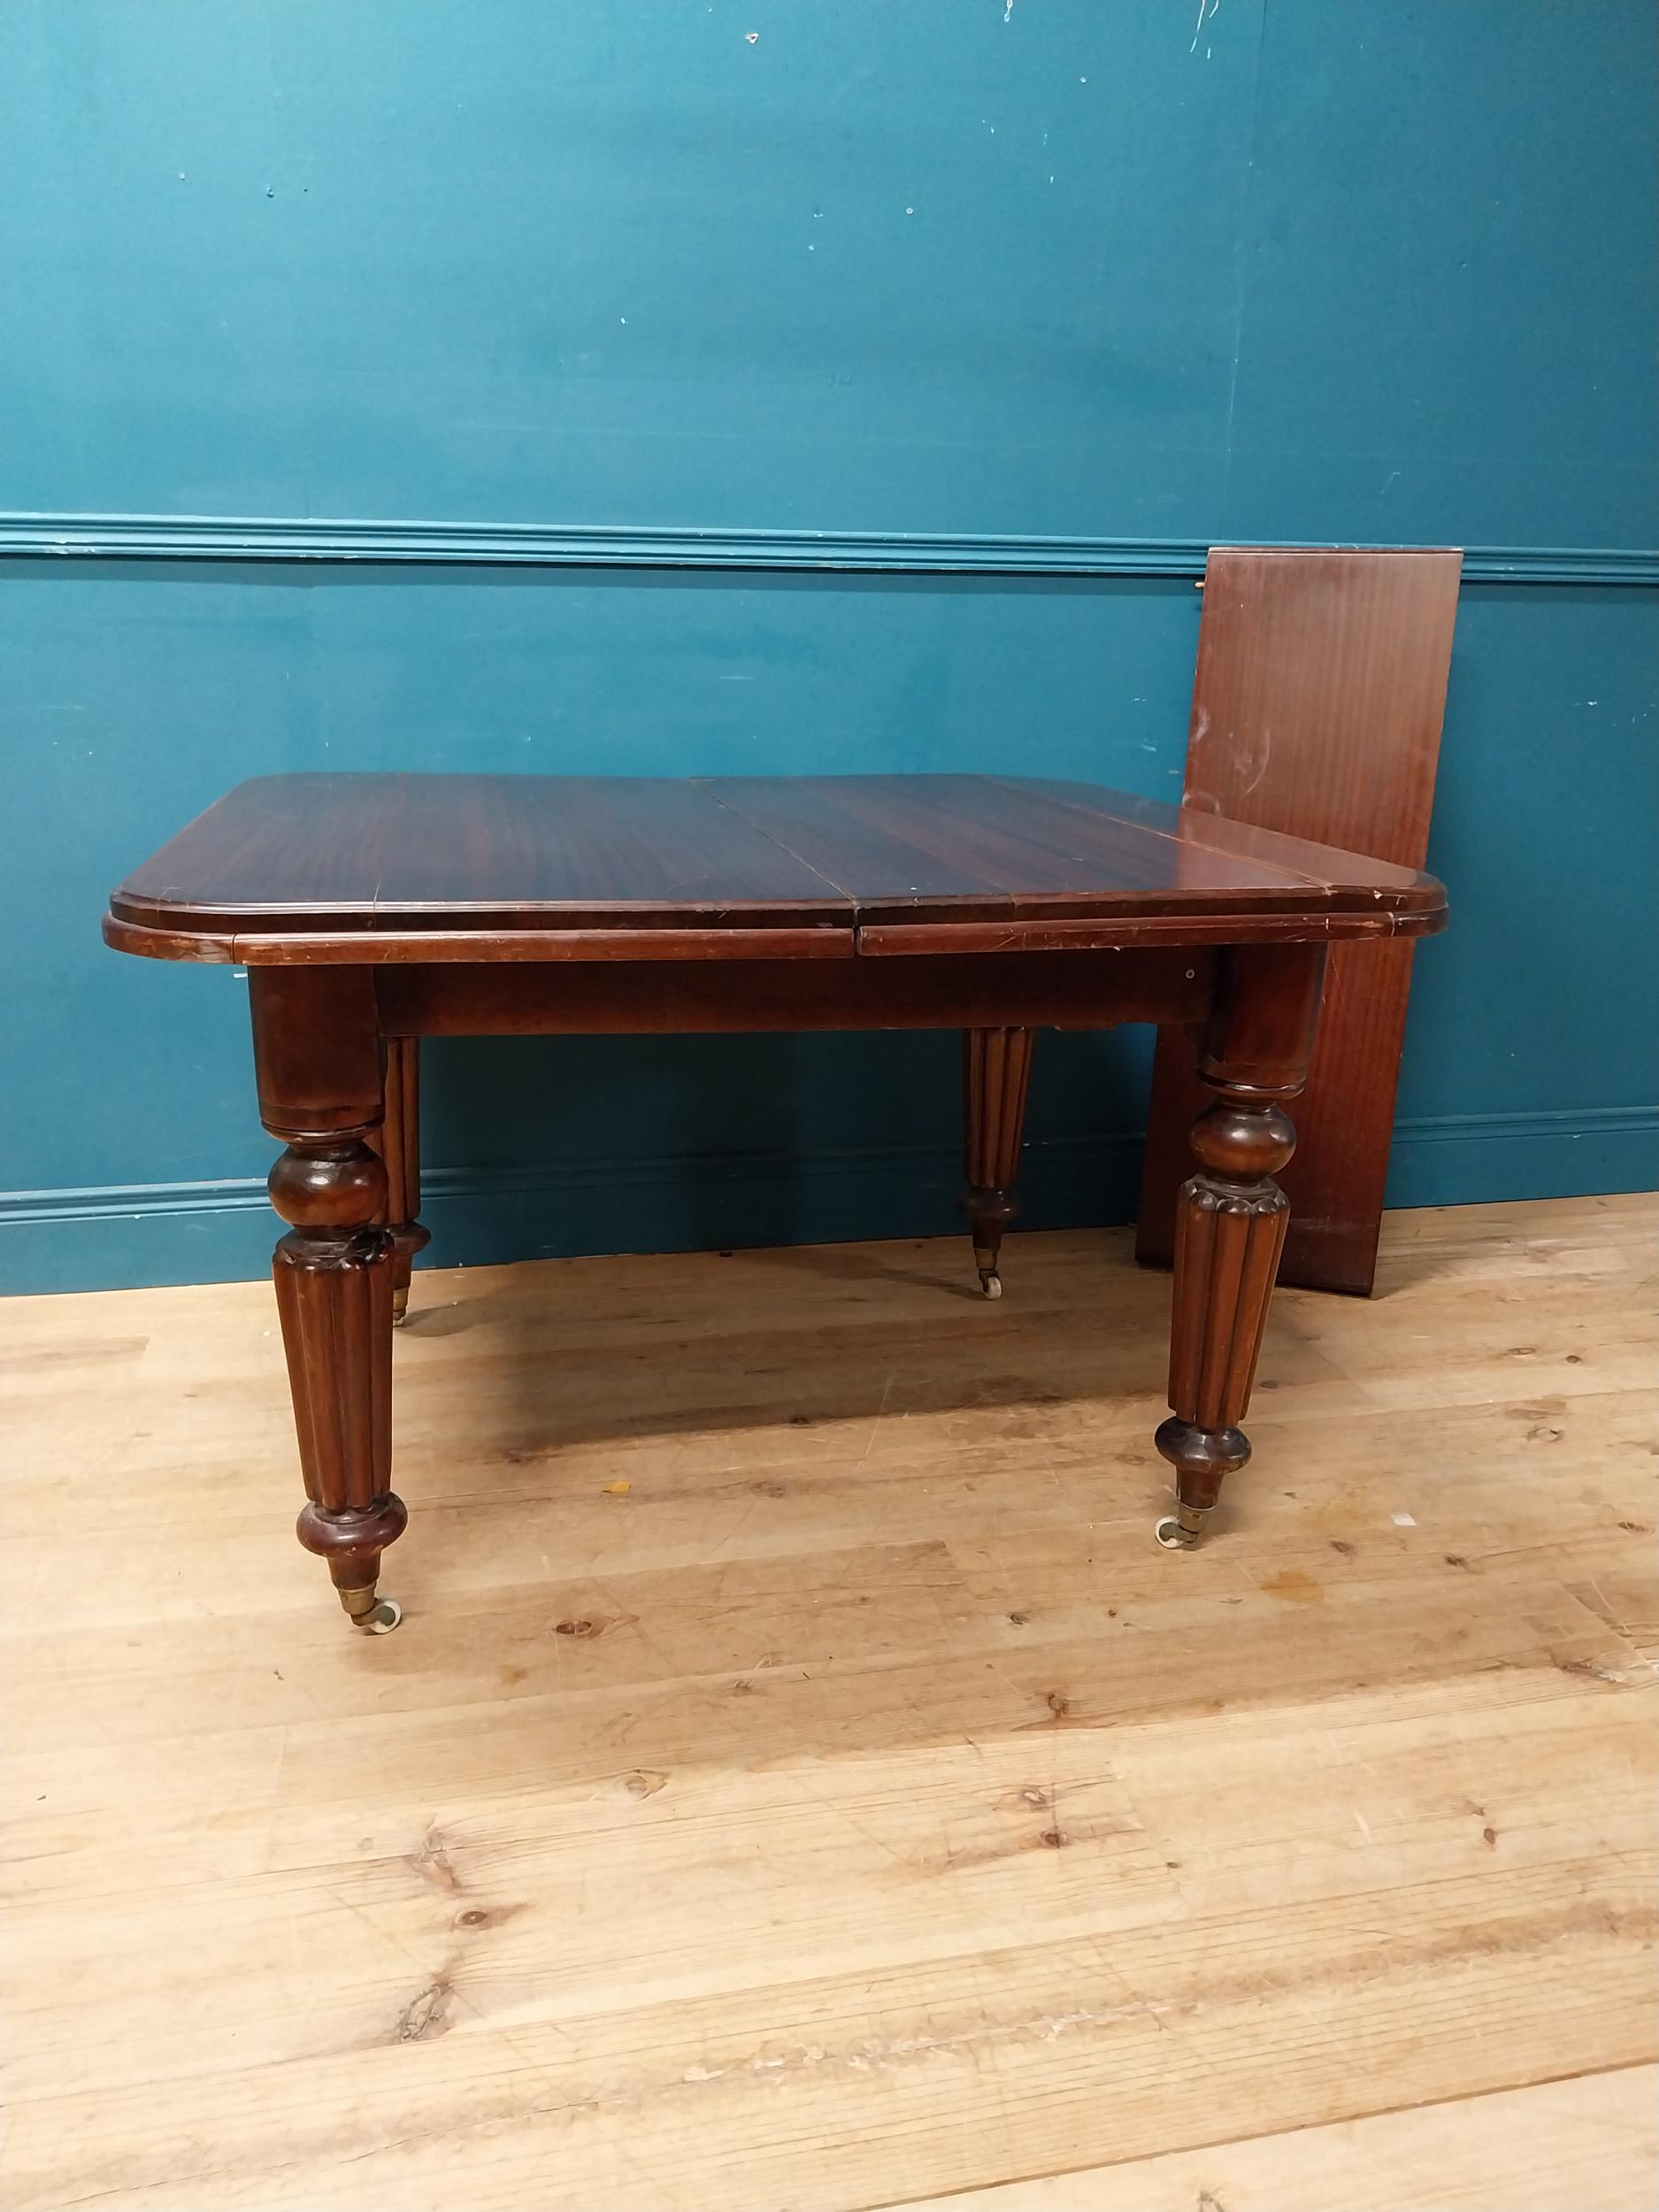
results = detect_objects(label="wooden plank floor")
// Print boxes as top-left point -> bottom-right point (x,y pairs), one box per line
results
2,1194 -> 1655,2212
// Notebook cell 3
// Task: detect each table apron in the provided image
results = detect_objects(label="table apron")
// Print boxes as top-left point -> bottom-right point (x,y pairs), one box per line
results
374,948 -> 1217,1038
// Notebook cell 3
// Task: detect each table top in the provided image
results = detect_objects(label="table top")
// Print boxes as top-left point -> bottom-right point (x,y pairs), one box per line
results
104,772 -> 1447,964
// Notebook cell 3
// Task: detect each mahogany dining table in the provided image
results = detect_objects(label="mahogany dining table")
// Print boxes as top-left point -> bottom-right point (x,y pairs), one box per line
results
104,772 -> 1447,1631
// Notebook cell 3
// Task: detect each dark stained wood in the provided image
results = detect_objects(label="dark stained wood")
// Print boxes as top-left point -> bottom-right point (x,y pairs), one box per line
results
373,949 -> 1217,1036
1196,941 -> 1331,1092
248,966 -> 383,1137
989,776 -> 1445,897
710,772 -> 1386,913
1136,548 -> 1462,1295
708,772 -> 1446,929
373,1037 -> 428,1326
856,907 -> 1430,957
105,771 -> 1453,1616
250,969 -> 404,1626
1156,944 -> 1325,1546
112,774 -> 853,937
104,920 -> 859,966
959,1028 -> 1035,1296
105,772 -> 1447,961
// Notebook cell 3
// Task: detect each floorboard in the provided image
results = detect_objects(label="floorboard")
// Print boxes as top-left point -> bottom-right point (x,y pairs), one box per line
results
3,1195 -> 1655,2210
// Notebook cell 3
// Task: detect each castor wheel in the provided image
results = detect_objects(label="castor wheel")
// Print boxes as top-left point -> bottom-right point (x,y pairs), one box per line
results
979,1269 -> 1003,1300
1155,1502 -> 1210,1551
338,1586 -> 403,1633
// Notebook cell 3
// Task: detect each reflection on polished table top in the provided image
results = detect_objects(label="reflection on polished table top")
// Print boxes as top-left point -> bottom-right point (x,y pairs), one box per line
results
103,773 -> 1447,1631
104,772 -> 1446,962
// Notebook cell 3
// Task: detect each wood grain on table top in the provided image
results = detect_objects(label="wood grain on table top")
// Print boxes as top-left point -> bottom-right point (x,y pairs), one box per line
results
104,772 -> 1447,961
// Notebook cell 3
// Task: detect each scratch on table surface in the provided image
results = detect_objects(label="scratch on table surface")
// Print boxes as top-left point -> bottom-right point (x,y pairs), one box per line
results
1237,727 -> 1271,796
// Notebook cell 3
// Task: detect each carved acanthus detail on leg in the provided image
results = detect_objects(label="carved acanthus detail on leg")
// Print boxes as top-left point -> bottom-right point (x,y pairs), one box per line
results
960,1026 -> 1035,1297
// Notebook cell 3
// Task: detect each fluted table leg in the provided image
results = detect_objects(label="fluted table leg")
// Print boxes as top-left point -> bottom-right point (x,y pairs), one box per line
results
251,969 -> 406,1630
379,1036 -> 430,1325
1155,946 -> 1326,1548
960,1027 -> 1035,1298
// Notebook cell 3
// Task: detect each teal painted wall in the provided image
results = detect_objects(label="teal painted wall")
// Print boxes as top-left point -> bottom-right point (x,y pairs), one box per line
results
2,0 -> 1655,1294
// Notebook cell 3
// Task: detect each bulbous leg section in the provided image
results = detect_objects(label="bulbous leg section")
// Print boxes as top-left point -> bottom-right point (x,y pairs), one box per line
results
298,1494 -> 409,1631
960,1185 -> 1017,1297
1154,1417 -> 1253,1548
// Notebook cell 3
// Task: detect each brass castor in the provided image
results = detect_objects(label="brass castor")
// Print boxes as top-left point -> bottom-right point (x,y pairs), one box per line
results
1155,1500 -> 1210,1551
978,1266 -> 1003,1301
338,1586 -> 403,1633
391,1286 -> 411,1328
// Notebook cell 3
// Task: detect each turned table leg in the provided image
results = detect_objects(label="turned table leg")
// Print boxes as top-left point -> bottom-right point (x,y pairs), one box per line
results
959,1027 -> 1034,1298
251,969 -> 405,1631
1155,946 -> 1325,1549
378,1036 -> 430,1326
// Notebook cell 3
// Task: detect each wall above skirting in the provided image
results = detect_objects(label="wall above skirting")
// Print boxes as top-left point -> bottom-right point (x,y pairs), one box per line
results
2,513 -> 1655,586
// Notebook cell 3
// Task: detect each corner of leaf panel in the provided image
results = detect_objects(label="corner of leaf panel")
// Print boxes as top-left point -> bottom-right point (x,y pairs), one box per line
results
103,907 -> 238,963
